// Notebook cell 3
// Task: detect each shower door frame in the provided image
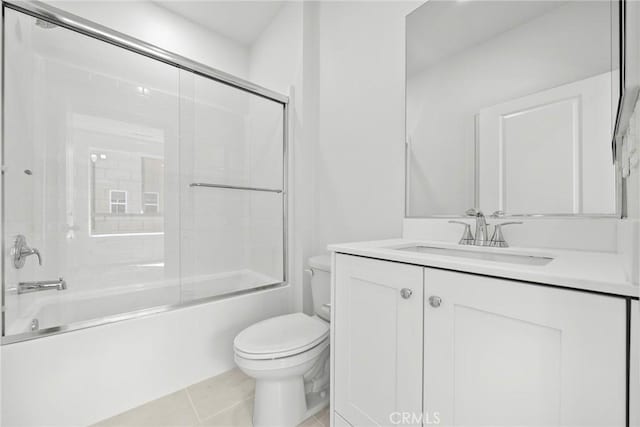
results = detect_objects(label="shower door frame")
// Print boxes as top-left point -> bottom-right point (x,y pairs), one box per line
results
0,0 -> 290,344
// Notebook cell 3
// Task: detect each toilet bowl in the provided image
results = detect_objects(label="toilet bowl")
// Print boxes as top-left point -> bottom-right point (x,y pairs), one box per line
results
233,255 -> 332,427
234,313 -> 329,427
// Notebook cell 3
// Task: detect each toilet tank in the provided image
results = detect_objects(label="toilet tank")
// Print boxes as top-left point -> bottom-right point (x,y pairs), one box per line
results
308,255 -> 331,322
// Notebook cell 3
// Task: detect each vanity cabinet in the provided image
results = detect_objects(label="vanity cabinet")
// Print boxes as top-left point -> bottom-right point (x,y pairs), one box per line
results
332,254 -> 630,427
424,268 -> 626,427
334,254 -> 423,427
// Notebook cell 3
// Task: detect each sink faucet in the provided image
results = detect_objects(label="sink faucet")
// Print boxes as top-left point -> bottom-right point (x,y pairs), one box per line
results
450,210 -> 523,248
466,208 -> 489,246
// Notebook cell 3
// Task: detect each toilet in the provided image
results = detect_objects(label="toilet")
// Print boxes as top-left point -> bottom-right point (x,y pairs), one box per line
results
234,255 -> 332,427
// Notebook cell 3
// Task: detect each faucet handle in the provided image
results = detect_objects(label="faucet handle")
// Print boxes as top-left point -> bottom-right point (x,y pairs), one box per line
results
449,220 -> 474,245
489,222 -> 523,248
465,208 -> 484,217
31,248 -> 42,266
13,235 -> 42,268
490,210 -> 506,218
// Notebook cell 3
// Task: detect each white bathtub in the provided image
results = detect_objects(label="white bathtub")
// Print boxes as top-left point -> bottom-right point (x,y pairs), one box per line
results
4,269 -> 281,339
2,283 -> 292,427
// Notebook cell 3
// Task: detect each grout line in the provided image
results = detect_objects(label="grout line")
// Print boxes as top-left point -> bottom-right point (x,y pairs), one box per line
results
198,396 -> 254,424
184,389 -> 203,423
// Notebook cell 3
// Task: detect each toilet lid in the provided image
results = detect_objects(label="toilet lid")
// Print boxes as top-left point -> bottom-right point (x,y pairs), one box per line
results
234,313 -> 329,359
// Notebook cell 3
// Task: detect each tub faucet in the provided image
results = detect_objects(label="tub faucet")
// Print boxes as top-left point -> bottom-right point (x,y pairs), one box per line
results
17,278 -> 66,294
466,208 -> 489,246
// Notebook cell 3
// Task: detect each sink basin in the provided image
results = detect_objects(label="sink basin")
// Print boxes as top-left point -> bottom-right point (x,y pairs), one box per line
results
392,245 -> 554,266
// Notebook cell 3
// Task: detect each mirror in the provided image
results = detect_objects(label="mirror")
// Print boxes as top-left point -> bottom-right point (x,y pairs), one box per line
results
406,0 -> 621,217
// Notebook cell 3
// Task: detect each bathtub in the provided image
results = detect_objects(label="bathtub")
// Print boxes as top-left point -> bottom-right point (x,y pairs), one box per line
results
4,269 -> 281,341
2,283 -> 292,427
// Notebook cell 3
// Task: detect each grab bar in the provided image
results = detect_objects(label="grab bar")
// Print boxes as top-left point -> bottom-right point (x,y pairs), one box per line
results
189,183 -> 282,194
17,278 -> 67,294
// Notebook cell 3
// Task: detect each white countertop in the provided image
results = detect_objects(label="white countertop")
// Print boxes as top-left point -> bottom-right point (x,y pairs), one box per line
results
328,239 -> 638,298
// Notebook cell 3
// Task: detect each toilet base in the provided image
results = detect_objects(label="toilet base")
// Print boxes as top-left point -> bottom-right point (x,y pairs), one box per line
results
253,376 -> 306,427
252,378 -> 329,427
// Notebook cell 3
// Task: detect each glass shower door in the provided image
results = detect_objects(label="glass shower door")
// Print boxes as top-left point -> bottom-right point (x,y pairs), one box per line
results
2,5 -> 287,342
179,71 -> 285,302
3,8 -> 181,337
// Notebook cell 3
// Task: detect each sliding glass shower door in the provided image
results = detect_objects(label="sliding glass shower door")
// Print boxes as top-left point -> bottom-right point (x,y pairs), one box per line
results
179,73 -> 284,302
2,6 -> 286,342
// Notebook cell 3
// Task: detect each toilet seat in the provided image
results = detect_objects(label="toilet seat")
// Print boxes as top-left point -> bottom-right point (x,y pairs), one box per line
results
234,313 -> 329,360
235,338 -> 329,374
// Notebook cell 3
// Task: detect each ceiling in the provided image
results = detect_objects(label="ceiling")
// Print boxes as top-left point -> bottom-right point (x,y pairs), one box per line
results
406,0 -> 567,76
155,1 -> 285,46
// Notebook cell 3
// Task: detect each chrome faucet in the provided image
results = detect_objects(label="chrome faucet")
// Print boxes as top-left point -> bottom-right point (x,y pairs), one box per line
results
17,278 -> 66,294
13,235 -> 42,269
450,209 -> 522,247
466,208 -> 489,246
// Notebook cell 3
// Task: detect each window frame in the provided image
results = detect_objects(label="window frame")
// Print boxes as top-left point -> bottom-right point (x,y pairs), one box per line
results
109,189 -> 128,214
142,191 -> 160,214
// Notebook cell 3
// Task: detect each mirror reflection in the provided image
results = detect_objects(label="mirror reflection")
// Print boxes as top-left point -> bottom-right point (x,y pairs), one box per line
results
406,0 -> 620,217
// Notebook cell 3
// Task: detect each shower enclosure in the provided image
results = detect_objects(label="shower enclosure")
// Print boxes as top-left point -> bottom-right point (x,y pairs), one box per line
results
1,2 -> 288,343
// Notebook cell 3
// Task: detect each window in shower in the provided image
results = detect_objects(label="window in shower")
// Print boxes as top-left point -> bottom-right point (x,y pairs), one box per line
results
109,190 -> 127,214
90,147 -> 165,236
2,5 -> 287,342
143,193 -> 160,214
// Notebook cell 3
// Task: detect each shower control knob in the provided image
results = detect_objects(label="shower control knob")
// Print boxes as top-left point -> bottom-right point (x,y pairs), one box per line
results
429,295 -> 442,308
400,288 -> 413,299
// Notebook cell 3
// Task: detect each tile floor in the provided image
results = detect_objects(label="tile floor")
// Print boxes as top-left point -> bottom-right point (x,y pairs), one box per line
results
92,368 -> 329,427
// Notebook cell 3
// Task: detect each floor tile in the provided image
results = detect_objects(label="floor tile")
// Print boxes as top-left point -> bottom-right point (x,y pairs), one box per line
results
200,398 -> 253,427
297,416 -> 322,427
92,390 -> 199,427
314,408 -> 330,427
187,368 -> 255,421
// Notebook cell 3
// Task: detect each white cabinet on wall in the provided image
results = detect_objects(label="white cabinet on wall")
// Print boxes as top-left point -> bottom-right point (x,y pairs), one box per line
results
333,254 -> 423,427
331,254 -> 632,427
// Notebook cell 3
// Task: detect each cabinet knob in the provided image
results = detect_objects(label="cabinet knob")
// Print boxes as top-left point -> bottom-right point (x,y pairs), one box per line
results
429,295 -> 442,308
400,288 -> 413,299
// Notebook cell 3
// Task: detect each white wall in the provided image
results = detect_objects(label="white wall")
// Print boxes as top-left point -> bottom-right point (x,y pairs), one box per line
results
619,0 -> 640,287
246,1 -> 420,313
246,2 -> 305,310
45,0 -> 250,79
311,1 -> 418,256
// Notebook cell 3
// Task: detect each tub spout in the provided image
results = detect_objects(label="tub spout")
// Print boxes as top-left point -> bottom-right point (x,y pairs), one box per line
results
17,278 -> 66,294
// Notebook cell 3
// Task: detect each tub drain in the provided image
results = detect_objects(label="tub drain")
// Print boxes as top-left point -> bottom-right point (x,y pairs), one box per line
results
30,318 -> 39,331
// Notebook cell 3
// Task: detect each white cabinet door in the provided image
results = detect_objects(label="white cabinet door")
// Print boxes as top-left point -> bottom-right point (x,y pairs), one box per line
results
424,268 -> 626,427
334,254 -> 423,427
